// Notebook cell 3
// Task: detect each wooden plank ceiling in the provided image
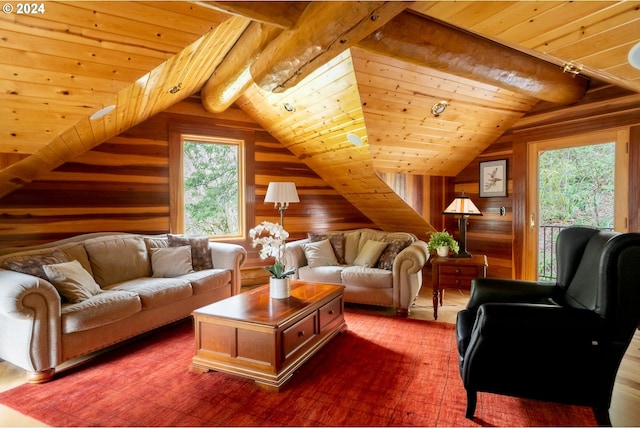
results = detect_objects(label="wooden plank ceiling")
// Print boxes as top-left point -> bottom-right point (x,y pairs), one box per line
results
1,1 -> 639,235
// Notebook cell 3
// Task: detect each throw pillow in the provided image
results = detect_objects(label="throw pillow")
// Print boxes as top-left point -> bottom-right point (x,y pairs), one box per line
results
308,232 -> 346,264
377,238 -> 413,270
150,246 -> 194,278
168,235 -> 213,271
303,239 -> 339,268
353,240 -> 388,268
42,260 -> 101,303
3,250 -> 69,280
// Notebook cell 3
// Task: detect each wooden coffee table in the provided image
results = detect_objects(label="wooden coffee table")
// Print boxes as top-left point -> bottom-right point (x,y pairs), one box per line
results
190,280 -> 346,391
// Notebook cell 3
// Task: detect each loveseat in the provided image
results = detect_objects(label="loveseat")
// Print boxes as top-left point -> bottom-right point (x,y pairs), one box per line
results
0,232 -> 246,383
284,229 -> 429,316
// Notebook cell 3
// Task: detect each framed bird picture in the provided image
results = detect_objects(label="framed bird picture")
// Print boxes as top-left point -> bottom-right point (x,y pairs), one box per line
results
479,159 -> 507,197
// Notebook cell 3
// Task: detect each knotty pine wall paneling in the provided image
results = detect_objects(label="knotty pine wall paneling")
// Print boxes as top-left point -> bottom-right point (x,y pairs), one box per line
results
0,100 -> 375,281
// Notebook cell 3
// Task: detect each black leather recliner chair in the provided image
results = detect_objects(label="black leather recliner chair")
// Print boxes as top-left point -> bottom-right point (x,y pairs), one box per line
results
456,226 -> 640,425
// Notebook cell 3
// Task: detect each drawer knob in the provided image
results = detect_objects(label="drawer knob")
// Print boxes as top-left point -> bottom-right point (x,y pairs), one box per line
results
328,309 -> 334,315
298,331 -> 305,337
455,268 -> 461,274
455,279 -> 460,285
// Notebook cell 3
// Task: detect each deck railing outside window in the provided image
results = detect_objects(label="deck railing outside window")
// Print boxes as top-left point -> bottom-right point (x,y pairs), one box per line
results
538,225 -> 614,281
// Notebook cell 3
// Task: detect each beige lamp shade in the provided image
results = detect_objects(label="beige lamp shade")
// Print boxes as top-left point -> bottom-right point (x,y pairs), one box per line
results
264,182 -> 299,208
442,193 -> 482,216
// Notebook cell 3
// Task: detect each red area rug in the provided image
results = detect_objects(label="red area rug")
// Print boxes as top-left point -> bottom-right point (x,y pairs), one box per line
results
0,311 -> 596,426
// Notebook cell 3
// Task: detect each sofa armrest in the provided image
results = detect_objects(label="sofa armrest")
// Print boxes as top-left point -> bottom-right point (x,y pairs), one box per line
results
392,240 -> 430,314
208,242 -> 247,295
0,269 -> 61,374
283,239 -> 310,279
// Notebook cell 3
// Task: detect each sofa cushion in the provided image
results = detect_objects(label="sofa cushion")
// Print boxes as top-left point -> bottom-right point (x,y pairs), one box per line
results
61,290 -> 141,334
343,231 -> 362,265
59,242 -> 94,276
3,249 -> 69,280
150,246 -> 194,278
168,235 -> 213,271
180,269 -> 231,295
308,232 -> 345,264
105,277 -> 192,309
377,238 -> 413,271
341,266 -> 393,289
353,240 -> 388,268
298,265 -> 345,285
85,236 -> 151,287
42,260 -> 101,303
303,239 -> 339,268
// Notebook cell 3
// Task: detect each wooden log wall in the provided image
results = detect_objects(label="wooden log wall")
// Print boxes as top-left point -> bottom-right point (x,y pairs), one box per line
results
0,99 -> 375,277
444,84 -> 640,280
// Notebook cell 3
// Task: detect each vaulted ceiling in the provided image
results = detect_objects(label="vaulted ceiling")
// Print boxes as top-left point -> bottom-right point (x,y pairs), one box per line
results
1,1 -> 639,234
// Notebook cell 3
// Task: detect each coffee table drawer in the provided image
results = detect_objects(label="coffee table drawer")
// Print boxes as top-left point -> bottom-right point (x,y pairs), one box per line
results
319,296 -> 342,330
282,312 -> 317,359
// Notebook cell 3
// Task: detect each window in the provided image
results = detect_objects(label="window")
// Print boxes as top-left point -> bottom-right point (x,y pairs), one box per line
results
176,134 -> 245,239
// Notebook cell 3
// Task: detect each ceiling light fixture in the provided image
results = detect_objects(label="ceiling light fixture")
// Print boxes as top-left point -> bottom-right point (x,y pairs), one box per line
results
90,105 -> 116,121
347,133 -> 363,147
283,102 -> 296,112
431,100 -> 448,117
628,42 -> 640,70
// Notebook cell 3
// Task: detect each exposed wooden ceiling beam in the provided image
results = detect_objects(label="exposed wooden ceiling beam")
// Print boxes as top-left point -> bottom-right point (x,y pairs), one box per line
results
195,1 -> 307,29
250,1 -> 410,93
357,11 -> 589,105
201,22 -> 282,113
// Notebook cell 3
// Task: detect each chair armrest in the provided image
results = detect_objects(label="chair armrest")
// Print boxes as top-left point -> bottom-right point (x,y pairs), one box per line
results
474,303 -> 602,337
466,277 -> 556,310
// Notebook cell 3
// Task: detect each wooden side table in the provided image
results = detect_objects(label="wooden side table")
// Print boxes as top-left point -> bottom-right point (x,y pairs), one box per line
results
431,254 -> 487,320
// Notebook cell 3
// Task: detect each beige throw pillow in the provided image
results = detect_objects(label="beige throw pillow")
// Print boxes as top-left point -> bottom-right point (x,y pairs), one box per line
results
150,246 -> 194,278
42,260 -> 101,303
353,240 -> 388,268
303,239 -> 339,268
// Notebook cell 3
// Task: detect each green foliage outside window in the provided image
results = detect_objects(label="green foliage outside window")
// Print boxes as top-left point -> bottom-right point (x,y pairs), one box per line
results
539,142 -> 614,228
183,141 -> 239,236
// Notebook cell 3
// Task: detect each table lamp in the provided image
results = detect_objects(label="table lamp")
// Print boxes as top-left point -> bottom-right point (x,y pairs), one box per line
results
442,191 -> 482,258
264,182 -> 299,227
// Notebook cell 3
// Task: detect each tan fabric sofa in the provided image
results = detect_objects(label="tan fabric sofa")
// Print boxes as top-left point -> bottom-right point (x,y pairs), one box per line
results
0,232 -> 246,383
283,229 -> 429,316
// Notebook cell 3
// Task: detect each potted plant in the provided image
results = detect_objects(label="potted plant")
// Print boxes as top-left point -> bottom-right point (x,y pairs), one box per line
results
249,221 -> 296,298
427,229 -> 460,257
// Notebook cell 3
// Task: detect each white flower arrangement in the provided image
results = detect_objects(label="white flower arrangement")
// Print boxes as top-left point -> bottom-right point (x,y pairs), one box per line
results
249,221 -> 295,279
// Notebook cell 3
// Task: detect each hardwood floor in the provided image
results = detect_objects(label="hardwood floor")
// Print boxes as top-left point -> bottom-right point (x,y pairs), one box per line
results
1,286 -> 639,426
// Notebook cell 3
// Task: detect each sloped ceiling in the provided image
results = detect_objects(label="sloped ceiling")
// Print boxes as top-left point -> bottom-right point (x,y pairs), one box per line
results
1,1 -> 639,235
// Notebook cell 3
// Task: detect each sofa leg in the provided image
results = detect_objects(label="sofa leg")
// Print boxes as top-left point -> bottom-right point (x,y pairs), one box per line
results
27,368 -> 55,384
395,307 -> 409,317
465,390 -> 477,419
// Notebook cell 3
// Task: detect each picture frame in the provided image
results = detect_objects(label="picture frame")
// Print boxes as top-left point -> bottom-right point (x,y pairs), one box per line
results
479,159 -> 507,197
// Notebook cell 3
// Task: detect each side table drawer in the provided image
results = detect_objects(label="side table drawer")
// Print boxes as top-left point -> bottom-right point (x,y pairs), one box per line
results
439,265 -> 479,277
282,312 -> 317,359
319,296 -> 343,330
